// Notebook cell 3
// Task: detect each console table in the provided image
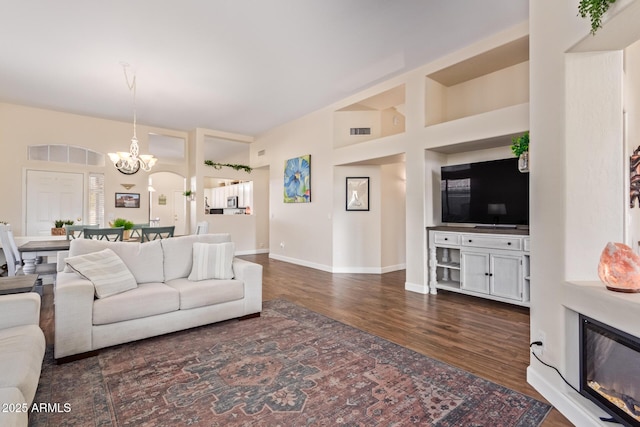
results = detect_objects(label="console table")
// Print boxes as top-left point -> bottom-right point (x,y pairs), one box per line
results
427,226 -> 530,307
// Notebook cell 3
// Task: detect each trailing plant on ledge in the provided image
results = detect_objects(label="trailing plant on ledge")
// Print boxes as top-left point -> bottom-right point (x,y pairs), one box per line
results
578,0 -> 617,35
204,160 -> 252,173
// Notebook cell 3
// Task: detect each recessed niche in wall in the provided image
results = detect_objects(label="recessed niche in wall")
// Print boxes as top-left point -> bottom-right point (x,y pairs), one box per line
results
204,136 -> 250,165
425,36 -> 529,127
334,84 -> 405,148
427,133 -> 522,155
149,134 -> 186,161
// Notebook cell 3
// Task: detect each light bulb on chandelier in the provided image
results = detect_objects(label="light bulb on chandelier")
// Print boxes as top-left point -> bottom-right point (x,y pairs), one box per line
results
108,63 -> 157,174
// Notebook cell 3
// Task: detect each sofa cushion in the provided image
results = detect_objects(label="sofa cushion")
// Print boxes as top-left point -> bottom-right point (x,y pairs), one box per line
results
93,283 -> 179,325
0,387 -> 28,426
0,324 -> 46,406
66,239 -> 164,283
166,278 -> 244,310
162,234 -> 232,281
65,248 -> 138,299
188,242 -> 235,281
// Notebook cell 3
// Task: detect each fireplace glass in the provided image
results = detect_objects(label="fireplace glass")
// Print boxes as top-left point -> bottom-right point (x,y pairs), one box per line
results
580,315 -> 640,427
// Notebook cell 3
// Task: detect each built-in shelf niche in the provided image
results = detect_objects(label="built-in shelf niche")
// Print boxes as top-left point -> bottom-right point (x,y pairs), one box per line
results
334,84 -> 405,148
425,36 -> 529,127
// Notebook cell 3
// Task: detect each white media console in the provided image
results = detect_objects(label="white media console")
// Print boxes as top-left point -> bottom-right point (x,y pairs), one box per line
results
427,226 -> 530,307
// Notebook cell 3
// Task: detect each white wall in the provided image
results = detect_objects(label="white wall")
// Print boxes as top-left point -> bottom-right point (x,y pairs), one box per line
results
149,171 -> 185,229
565,51 -> 624,280
333,110 -> 381,148
332,166 -> 382,273
528,1 -> 638,425
255,109 -> 335,270
380,162 -> 406,271
625,40 -> 640,251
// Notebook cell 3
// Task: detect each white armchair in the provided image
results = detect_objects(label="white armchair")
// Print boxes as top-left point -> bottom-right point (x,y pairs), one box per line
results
0,293 -> 46,427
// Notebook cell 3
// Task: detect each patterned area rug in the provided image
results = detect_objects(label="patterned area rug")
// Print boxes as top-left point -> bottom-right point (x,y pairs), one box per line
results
32,299 -> 550,426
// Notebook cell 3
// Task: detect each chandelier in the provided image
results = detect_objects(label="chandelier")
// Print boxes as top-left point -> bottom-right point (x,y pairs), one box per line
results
108,64 -> 157,174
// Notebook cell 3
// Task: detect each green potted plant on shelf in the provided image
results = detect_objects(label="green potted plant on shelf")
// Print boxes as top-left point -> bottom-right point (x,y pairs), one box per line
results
112,217 -> 134,240
511,131 -> 530,173
183,190 -> 195,201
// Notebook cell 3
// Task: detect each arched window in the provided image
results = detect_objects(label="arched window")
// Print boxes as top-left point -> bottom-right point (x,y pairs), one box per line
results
28,144 -> 105,166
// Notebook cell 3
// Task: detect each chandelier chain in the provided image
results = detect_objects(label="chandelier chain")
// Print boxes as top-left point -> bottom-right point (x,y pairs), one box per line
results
107,63 -> 157,174
122,64 -> 137,141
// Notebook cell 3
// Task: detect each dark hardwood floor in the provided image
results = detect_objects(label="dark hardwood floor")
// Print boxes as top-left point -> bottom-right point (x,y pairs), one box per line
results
39,254 -> 571,426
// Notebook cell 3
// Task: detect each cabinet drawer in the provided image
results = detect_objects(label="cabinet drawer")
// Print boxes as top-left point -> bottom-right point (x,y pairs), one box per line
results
461,234 -> 522,251
433,232 -> 460,246
523,237 -> 530,252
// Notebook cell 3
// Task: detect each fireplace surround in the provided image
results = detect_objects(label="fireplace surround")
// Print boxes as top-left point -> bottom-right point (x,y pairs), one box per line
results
580,314 -> 640,426
545,281 -> 640,426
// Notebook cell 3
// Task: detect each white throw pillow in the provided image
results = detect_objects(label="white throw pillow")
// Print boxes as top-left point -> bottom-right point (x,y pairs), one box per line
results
65,248 -> 138,298
188,242 -> 235,281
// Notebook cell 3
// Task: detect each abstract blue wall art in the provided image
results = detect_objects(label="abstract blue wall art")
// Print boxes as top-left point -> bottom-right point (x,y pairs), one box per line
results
284,155 -> 311,203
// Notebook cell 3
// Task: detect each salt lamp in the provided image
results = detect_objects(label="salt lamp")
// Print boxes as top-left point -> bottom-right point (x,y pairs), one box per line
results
598,242 -> 640,292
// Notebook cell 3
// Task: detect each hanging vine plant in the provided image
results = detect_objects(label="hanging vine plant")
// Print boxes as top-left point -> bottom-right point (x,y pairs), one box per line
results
204,160 -> 252,173
578,0 -> 617,35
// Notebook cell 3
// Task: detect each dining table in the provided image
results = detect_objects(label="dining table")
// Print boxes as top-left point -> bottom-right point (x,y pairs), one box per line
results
18,239 -> 71,275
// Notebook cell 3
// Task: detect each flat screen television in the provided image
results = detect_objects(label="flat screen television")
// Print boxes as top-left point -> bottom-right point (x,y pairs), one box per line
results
440,157 -> 529,226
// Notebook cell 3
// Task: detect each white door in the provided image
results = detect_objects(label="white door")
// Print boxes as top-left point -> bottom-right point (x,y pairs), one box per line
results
26,170 -> 84,236
173,190 -> 186,235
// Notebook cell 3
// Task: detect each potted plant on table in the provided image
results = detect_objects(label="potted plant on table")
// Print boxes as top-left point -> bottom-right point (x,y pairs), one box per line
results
511,131 -> 530,173
112,218 -> 134,240
52,220 -> 74,236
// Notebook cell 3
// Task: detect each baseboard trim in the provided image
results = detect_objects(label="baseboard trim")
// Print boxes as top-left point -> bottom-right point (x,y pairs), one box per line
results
381,263 -> 406,274
236,248 -> 269,256
332,265 -> 405,274
526,365 -> 607,427
268,254 -> 333,273
405,281 -> 429,294
269,255 -> 406,274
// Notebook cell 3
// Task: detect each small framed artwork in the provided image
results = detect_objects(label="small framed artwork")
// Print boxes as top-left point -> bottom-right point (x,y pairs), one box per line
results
346,177 -> 369,211
115,192 -> 140,208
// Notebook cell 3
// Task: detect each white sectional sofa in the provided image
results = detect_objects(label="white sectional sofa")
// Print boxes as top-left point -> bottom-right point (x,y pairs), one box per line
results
54,233 -> 262,361
0,292 -> 46,427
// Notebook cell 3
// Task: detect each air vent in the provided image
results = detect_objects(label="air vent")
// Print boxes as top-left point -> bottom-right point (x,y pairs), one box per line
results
258,149 -> 266,156
350,127 -> 371,135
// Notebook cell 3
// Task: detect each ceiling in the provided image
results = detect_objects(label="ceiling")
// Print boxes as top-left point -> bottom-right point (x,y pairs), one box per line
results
0,1 -> 527,137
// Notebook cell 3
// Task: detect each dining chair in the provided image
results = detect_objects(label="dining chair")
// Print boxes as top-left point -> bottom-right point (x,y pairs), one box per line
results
130,223 -> 149,239
83,227 -> 124,241
141,226 -> 175,242
65,224 -> 99,240
0,224 -> 57,280
195,221 -> 208,235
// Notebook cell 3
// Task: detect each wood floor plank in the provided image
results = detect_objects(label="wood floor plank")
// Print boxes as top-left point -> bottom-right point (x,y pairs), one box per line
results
39,254 -> 572,426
